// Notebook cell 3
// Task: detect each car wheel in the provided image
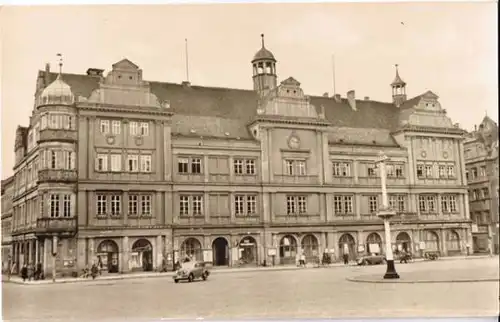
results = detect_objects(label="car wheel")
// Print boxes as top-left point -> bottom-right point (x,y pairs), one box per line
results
174,279 -> 179,284
202,272 -> 207,281
188,274 -> 194,283
362,260 -> 367,266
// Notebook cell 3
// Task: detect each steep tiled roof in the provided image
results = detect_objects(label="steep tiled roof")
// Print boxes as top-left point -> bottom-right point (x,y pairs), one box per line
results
41,71 -> 405,140
328,127 -> 399,147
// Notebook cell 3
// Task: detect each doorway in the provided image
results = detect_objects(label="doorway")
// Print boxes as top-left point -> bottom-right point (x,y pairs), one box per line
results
212,237 -> 229,266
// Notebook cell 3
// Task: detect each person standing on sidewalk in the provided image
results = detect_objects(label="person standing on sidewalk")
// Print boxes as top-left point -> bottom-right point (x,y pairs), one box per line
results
343,253 -> 349,265
91,263 -> 98,280
20,264 -> 28,282
300,252 -> 306,267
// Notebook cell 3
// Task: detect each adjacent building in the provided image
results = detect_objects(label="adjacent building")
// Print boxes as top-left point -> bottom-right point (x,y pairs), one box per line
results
5,36 -> 472,277
464,116 -> 499,254
1,176 -> 15,272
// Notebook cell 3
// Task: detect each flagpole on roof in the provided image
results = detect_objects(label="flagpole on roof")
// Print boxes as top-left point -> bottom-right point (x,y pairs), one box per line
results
331,54 -> 336,95
185,38 -> 190,83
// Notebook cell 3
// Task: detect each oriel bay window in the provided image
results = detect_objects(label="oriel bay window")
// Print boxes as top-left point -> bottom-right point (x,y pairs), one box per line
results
40,112 -> 76,130
49,193 -> 75,218
40,149 -> 75,170
333,195 -> 354,215
286,195 -> 307,215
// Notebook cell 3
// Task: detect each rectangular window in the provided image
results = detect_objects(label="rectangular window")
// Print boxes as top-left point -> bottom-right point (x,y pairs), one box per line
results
471,168 -> 478,179
96,154 -> 108,171
397,195 -> 406,212
438,165 -> 446,178
97,195 -> 107,215
235,195 -> 245,215
449,195 -> 457,212
332,162 -> 351,177
465,170 -> 469,181
179,195 -> 189,216
63,194 -> 71,217
369,195 -> 378,213
50,194 -> 60,218
480,166 -> 486,177
178,158 -> 189,173
192,195 -> 203,215
128,195 -> 138,215
386,164 -> 395,177
425,165 -> 433,177
297,196 -> 307,214
441,195 -> 449,213
127,155 -> 139,172
140,122 -> 149,136
50,151 -> 57,169
247,195 -> 257,214
418,195 -> 426,212
140,155 -> 152,172
482,188 -> 489,199
130,122 -> 138,136
285,160 -> 294,175
234,159 -> 243,175
447,165 -> 455,178
367,165 -> 377,177
110,154 -> 121,172
191,158 -> 202,174
246,159 -> 256,175
427,195 -> 436,212
111,120 -> 121,135
100,120 -> 110,134
417,164 -> 424,178
63,151 -> 75,170
141,195 -> 152,216
333,195 -> 353,214
286,196 -> 296,214
111,195 -> 121,216
297,161 -> 306,176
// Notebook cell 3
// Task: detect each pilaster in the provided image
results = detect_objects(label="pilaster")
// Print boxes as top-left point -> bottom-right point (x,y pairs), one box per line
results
121,236 -> 129,273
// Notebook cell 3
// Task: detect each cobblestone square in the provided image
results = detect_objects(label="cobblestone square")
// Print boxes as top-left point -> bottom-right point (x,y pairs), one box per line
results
3,257 -> 498,320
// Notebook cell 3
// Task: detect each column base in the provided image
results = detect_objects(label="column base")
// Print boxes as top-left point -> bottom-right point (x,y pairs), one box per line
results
383,259 -> 400,279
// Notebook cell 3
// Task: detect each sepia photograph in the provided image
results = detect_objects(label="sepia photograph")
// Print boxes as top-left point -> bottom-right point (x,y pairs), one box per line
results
0,1 -> 498,321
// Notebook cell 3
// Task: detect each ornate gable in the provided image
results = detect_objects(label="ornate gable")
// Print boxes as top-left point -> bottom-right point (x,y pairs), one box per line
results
415,90 -> 442,112
257,76 -> 319,119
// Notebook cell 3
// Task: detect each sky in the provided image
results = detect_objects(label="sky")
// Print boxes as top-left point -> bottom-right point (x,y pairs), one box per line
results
1,2 -> 498,179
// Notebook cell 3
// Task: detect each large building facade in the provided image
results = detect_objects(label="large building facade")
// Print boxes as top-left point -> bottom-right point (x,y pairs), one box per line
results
464,116 -> 499,254
1,176 -> 15,272
5,38 -> 472,276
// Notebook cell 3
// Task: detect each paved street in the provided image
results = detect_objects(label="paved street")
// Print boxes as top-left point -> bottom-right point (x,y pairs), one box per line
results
3,257 -> 499,320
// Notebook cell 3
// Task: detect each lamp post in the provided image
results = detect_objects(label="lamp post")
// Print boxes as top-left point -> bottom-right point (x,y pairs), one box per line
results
376,151 -> 400,279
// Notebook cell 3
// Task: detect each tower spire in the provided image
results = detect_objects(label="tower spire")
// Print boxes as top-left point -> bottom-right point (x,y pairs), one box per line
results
261,33 -> 265,48
56,53 -> 63,77
391,63 -> 407,106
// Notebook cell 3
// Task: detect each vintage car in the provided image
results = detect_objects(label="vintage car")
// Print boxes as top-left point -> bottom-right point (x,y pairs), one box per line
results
173,261 -> 210,283
356,254 -> 386,266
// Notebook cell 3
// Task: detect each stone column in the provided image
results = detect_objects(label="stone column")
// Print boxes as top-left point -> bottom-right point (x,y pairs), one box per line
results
28,240 -> 33,265
35,239 -> 39,264
204,192 -> 210,223
353,160 -> 359,184
156,235 -> 163,270
121,236 -> 129,273
123,191 -> 129,226
355,194 -> 361,219
76,238 -> 87,271
440,229 -> 448,256
320,233 -> 326,256
326,194 -> 333,221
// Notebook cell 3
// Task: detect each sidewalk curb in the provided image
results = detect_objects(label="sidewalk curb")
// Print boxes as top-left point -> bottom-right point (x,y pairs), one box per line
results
346,276 -> 499,284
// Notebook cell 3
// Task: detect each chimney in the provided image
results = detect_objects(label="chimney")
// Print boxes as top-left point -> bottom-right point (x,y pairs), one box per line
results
86,68 -> 104,77
334,94 -> 341,103
322,92 -> 329,97
346,90 -> 357,111
44,63 -> 51,86
474,125 -> 477,132
182,81 -> 191,88
364,96 -> 370,100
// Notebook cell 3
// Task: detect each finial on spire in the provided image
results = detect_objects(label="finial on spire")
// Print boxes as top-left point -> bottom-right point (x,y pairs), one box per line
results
261,34 -> 265,48
395,64 -> 399,73
57,53 -> 63,75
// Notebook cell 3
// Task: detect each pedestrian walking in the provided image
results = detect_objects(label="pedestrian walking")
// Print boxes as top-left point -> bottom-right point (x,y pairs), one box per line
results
91,263 -> 98,280
343,253 -> 349,265
21,264 -> 28,282
300,252 -> 306,267
27,263 -> 34,281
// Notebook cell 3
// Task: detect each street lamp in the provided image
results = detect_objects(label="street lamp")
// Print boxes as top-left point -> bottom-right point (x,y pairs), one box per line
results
375,151 -> 400,279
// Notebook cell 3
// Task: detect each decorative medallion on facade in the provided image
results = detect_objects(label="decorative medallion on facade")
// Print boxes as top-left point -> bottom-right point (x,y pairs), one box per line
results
288,132 -> 301,149
442,151 -> 449,159
135,135 -> 144,146
420,150 -> 427,158
106,135 -> 115,145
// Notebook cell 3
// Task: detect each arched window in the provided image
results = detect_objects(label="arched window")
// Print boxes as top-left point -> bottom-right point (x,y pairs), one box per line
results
301,234 -> 319,259
424,231 -> 439,252
447,230 -> 460,252
338,233 -> 356,259
279,235 -> 297,265
180,238 -> 203,261
366,233 -> 382,254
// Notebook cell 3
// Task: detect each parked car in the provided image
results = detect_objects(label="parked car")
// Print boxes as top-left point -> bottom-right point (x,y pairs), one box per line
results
398,252 -> 413,263
357,254 -> 386,266
173,261 -> 210,283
